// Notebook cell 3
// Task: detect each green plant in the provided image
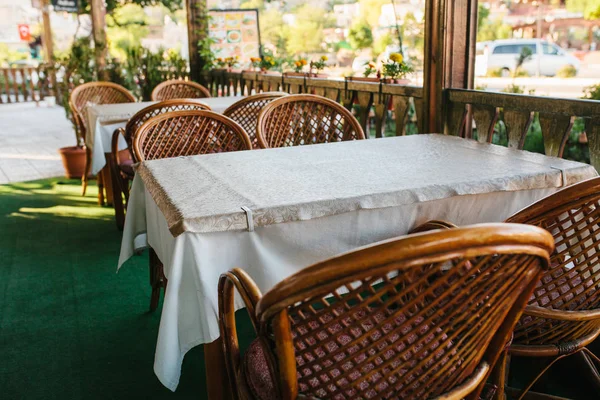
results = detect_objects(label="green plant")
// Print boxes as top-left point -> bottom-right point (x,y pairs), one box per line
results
310,55 -> 328,73
348,20 -> 374,50
486,67 -> 504,78
382,53 -> 413,80
582,84 -> 600,100
292,58 -> 308,73
363,61 -> 377,77
556,64 -> 578,78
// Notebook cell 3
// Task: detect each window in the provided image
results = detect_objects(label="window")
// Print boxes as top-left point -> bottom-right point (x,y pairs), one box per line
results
543,44 -> 560,55
519,44 -> 537,55
493,45 -> 519,54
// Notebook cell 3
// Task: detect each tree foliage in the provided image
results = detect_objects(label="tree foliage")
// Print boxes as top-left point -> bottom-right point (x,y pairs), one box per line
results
566,0 -> 600,19
348,20 -> 374,50
79,0 -> 182,13
286,5 -> 326,55
477,4 -> 512,42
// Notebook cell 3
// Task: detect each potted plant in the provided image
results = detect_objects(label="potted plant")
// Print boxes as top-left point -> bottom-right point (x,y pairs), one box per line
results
284,58 -> 308,77
309,55 -> 329,78
346,61 -> 381,83
381,53 -> 413,84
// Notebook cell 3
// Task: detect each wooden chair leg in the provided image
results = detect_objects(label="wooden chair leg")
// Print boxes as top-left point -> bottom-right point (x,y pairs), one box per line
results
81,147 -> 92,196
149,248 -> 168,312
491,350 -> 509,400
97,169 -> 105,206
109,158 -> 125,230
204,338 -> 234,400
578,348 -> 600,391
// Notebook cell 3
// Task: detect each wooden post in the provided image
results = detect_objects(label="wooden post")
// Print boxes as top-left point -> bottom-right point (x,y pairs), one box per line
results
423,0 -> 477,134
186,0 -> 209,83
90,0 -> 108,80
40,0 -> 56,101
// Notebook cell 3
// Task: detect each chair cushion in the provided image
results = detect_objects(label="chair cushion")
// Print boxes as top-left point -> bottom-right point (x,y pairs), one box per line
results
118,158 -> 135,178
243,339 -> 278,400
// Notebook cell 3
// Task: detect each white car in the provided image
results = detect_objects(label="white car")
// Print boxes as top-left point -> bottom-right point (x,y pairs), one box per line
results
475,39 -> 580,77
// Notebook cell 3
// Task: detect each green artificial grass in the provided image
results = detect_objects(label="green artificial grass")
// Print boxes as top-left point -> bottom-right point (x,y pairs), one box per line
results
0,178 -> 597,399
0,179 -> 217,399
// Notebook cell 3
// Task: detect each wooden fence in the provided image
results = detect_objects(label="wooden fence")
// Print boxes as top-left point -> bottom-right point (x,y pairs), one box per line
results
0,67 -> 53,104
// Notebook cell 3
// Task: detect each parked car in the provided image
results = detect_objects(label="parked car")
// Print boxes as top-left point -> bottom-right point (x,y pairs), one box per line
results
475,39 -> 580,77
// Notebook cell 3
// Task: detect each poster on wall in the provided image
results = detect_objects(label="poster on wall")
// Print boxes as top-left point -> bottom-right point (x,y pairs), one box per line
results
208,9 -> 261,66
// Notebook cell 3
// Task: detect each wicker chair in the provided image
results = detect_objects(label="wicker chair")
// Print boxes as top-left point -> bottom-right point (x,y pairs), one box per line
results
256,94 -> 365,148
495,177 -> 600,399
218,223 -> 554,400
69,82 -> 136,204
223,92 -> 288,149
133,110 -> 252,311
150,79 -> 211,101
109,99 -> 211,230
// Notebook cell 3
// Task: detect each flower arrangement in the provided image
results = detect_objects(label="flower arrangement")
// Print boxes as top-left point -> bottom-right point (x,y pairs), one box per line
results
310,55 -> 328,73
251,55 -> 277,71
215,56 -> 239,69
293,58 -> 308,73
363,61 -> 378,78
382,53 -> 413,81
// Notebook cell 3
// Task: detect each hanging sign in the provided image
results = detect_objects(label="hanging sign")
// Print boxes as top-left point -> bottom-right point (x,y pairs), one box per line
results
208,9 -> 261,65
51,0 -> 79,13
18,24 -> 31,42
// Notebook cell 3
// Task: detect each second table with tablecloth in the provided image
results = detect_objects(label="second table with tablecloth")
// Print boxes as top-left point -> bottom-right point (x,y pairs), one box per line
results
117,134 -> 597,392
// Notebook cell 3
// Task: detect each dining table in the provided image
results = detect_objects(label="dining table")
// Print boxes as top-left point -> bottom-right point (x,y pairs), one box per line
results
117,133 -> 597,395
85,96 -> 244,177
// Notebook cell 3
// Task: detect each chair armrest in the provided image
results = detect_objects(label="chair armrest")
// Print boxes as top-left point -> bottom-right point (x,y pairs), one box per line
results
523,304 -> 600,322
409,220 -> 458,234
218,268 -> 263,399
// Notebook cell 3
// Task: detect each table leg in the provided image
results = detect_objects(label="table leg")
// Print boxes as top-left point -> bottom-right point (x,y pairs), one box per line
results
204,338 -> 233,400
101,163 -> 114,207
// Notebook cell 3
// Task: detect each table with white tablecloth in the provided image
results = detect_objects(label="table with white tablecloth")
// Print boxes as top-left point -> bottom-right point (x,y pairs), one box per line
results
86,96 -> 244,175
117,134 -> 597,392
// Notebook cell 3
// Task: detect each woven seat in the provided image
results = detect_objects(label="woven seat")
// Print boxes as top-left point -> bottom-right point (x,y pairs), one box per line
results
109,99 -> 211,230
133,110 -> 252,312
150,79 -> 211,101
219,224 -> 553,400
223,92 -> 288,149
69,82 -> 136,204
256,94 -> 365,148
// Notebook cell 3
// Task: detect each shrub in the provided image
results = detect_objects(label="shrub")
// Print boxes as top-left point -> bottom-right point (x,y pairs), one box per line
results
583,84 -> 600,100
556,64 -> 577,78
486,68 -> 504,77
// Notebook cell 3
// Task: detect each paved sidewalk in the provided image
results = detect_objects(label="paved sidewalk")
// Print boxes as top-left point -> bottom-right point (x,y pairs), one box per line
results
0,102 -> 73,184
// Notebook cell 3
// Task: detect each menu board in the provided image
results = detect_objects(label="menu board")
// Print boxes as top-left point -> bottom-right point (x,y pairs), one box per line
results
208,9 -> 261,65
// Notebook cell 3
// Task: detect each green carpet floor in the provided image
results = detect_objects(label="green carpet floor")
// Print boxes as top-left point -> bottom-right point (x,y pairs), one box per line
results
0,179 -> 214,399
0,178 -> 597,399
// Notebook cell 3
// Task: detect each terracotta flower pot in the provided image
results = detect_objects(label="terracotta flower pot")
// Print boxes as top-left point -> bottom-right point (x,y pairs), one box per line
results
58,146 -> 86,179
381,78 -> 411,85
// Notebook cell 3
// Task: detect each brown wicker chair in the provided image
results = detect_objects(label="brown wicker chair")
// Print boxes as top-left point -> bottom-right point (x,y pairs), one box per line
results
109,99 -> 211,230
223,92 -> 288,149
133,110 -> 252,311
218,223 -> 554,400
69,82 -> 136,204
495,177 -> 600,399
256,94 -> 365,148
150,79 -> 211,101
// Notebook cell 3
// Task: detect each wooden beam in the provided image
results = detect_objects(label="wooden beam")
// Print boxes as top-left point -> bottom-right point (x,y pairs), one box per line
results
41,0 -> 54,64
186,0 -> 208,83
423,0 -> 477,134
90,0 -> 108,80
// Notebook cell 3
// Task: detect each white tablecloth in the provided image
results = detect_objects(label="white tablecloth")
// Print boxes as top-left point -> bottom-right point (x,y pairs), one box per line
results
118,134 -> 597,391
86,96 -> 244,174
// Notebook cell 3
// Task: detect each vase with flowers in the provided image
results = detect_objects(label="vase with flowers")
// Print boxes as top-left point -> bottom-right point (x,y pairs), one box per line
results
309,55 -> 329,78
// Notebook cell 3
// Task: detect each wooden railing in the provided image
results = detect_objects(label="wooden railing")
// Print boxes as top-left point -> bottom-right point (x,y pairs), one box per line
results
445,89 -> 600,171
0,66 -> 53,104
203,70 -> 424,137
203,70 -> 600,171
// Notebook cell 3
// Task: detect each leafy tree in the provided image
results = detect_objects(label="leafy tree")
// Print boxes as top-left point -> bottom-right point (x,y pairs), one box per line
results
106,4 -> 150,61
286,5 -> 326,54
566,0 -> 600,19
373,33 -> 393,57
477,4 -> 512,42
359,0 -> 387,27
348,20 -> 374,50
79,0 -> 182,13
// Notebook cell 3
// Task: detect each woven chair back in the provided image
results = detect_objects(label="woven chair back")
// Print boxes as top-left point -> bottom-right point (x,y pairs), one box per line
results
151,79 -> 211,101
256,94 -> 365,148
255,224 -> 553,399
69,82 -> 136,144
132,110 -> 252,162
507,177 -> 600,346
223,92 -> 288,149
123,99 -> 211,162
